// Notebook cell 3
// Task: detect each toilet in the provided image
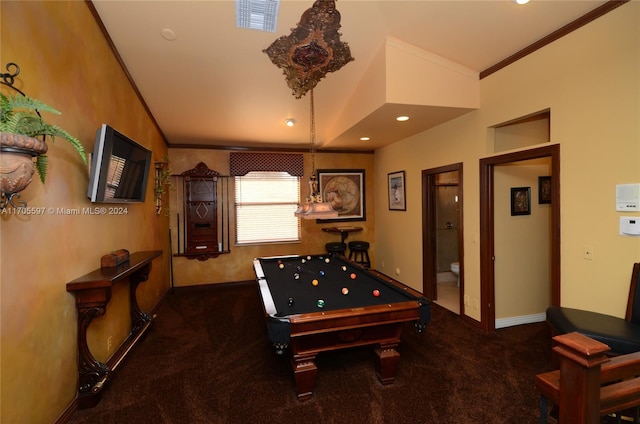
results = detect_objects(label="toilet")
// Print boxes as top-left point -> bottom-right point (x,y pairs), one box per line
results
450,262 -> 460,287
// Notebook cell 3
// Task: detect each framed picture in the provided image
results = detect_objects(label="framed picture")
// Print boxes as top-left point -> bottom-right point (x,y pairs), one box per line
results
388,171 -> 406,211
511,187 -> 531,216
317,169 -> 365,222
538,176 -> 551,204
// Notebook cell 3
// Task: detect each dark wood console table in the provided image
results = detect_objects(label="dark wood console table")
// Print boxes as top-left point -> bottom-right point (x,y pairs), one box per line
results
66,250 -> 162,408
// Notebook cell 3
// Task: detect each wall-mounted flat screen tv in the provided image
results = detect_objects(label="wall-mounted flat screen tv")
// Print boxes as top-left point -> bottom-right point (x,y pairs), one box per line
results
87,124 -> 152,203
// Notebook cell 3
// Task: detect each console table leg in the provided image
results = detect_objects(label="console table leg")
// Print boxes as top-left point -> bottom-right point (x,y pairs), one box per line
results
129,263 -> 153,334
76,305 -> 111,407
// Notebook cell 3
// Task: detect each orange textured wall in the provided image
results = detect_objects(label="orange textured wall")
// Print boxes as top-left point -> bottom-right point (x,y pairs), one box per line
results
0,2 -> 170,422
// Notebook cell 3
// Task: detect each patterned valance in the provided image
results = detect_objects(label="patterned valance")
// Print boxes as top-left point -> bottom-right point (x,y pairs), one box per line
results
229,153 -> 304,177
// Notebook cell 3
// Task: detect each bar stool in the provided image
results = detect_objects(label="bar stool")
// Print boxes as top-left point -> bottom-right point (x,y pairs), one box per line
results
348,241 -> 370,268
325,242 -> 346,257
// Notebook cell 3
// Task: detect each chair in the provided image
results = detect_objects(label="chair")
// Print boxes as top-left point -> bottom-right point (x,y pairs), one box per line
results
546,262 -> 640,355
325,242 -> 346,256
348,241 -> 370,268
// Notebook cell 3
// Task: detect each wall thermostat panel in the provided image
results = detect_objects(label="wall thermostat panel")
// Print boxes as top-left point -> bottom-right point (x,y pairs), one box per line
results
616,183 -> 640,211
620,217 -> 640,236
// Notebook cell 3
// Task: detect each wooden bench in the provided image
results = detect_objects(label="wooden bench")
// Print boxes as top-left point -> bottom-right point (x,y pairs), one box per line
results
536,332 -> 640,423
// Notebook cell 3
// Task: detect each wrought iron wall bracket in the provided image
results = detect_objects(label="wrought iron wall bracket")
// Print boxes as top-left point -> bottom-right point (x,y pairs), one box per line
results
1,62 -> 37,210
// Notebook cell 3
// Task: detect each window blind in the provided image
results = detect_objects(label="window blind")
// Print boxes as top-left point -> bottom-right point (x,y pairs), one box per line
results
235,171 -> 300,244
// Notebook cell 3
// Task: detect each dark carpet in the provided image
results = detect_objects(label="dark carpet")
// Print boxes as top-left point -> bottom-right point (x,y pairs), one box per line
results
68,282 -> 555,424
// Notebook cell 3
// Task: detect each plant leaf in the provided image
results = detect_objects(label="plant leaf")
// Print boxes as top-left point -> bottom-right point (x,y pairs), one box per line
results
35,155 -> 48,183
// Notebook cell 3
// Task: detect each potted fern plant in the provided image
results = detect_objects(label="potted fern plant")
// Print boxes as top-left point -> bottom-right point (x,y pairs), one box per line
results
0,92 -> 87,195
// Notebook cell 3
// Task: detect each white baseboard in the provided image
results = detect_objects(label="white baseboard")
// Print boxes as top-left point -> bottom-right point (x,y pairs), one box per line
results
495,312 -> 546,329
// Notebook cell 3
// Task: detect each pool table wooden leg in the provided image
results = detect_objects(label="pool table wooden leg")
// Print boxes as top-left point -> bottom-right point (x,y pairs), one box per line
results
374,342 -> 400,384
292,353 -> 318,401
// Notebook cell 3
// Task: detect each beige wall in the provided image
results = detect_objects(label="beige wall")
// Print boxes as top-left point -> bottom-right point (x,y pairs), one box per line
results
494,159 -> 551,320
168,148 -> 375,286
375,2 -> 640,322
1,2 -> 170,423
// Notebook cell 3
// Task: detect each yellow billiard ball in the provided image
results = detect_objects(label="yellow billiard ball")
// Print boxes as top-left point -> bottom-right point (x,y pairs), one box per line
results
312,279 -> 319,286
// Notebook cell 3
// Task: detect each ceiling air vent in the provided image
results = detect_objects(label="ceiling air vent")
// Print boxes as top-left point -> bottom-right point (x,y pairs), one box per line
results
236,0 -> 280,32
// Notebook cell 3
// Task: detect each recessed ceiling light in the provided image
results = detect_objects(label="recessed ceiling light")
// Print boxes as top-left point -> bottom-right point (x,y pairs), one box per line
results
161,28 -> 177,41
360,137 -> 370,141
396,116 -> 409,122
284,118 -> 296,127
515,0 -> 530,4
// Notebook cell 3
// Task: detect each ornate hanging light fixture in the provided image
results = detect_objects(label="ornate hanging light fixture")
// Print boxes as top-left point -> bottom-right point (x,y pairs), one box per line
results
292,88 -> 337,219
263,0 -> 354,219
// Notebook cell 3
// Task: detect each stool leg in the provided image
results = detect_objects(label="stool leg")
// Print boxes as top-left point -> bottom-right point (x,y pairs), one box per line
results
363,250 -> 370,268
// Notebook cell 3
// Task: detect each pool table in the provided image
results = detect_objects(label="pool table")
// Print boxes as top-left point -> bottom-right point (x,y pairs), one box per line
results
253,254 -> 430,400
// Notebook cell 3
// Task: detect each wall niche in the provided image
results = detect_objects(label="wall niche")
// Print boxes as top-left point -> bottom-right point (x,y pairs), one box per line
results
493,109 -> 550,153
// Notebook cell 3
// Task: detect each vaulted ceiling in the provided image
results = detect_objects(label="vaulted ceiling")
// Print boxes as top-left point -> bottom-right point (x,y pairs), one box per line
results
91,0 -> 613,151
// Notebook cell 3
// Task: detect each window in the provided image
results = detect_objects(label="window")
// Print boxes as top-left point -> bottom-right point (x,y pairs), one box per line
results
105,155 -> 126,198
235,171 -> 300,244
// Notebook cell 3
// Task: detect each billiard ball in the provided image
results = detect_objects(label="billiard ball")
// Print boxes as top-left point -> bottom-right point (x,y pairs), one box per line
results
317,299 -> 325,308
372,289 -> 380,297
307,256 -> 312,260
319,270 -> 325,276
296,265 -> 302,272
341,287 -> 349,295
312,279 -> 319,286
293,273 -> 300,280
278,263 -> 285,269
325,258 -> 330,263
350,273 -> 356,280
301,259 -> 306,263
341,266 -> 347,271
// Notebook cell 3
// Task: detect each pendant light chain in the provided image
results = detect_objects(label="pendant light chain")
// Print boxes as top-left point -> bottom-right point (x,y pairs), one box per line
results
310,88 -> 316,175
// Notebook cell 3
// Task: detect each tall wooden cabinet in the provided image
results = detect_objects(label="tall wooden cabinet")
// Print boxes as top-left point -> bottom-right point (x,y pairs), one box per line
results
182,162 -> 220,259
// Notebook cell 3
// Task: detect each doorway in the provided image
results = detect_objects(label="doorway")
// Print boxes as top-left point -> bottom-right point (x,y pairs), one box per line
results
479,144 -> 560,332
422,163 -> 464,315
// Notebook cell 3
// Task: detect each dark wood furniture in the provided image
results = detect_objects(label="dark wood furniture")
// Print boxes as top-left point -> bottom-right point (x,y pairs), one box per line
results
536,332 -> 640,423
546,263 -> 640,355
253,254 -> 430,401
66,250 -> 162,408
348,240 -> 371,268
321,226 -> 363,243
182,162 -> 220,260
325,241 -> 346,256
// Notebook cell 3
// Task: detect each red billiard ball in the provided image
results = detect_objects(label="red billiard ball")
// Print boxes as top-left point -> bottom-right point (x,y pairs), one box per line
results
350,273 -> 356,280
341,287 -> 349,295
372,289 -> 380,297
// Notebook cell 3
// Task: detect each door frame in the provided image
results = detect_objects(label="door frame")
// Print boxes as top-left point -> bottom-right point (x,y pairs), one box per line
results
422,163 -> 464,314
479,144 -> 560,332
